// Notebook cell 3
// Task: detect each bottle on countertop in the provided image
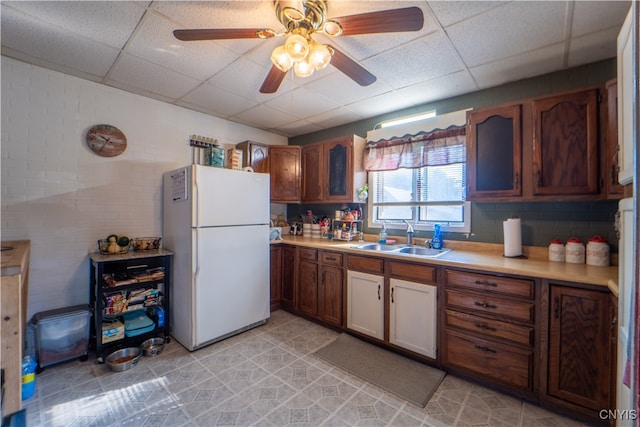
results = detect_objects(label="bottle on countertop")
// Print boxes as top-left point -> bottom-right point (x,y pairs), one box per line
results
431,224 -> 443,250
378,223 -> 387,244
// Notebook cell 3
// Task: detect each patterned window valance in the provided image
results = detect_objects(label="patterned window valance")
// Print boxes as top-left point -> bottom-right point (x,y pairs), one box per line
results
363,125 -> 466,171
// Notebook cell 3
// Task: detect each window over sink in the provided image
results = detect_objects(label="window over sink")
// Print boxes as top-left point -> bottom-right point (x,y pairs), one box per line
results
364,110 -> 471,234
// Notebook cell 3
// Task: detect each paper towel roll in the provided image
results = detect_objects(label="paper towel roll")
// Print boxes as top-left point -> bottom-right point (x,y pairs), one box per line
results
503,218 -> 522,257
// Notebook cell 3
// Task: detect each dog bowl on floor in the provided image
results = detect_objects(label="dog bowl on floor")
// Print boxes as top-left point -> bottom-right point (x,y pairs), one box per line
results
105,347 -> 141,372
141,337 -> 165,357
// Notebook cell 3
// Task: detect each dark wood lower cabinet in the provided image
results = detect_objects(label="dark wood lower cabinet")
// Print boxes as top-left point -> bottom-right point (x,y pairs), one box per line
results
297,259 -> 318,317
319,264 -> 343,327
281,246 -> 296,308
270,246 -> 282,310
546,284 -> 613,417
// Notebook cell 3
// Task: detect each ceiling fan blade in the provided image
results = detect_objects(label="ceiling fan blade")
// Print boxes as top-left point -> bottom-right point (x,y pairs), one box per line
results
260,66 -> 287,94
173,28 -> 264,41
329,46 -> 376,87
332,7 -> 424,36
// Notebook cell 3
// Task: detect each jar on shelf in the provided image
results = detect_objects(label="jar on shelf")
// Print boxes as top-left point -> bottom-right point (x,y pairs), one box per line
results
565,237 -> 585,264
548,239 -> 565,262
586,235 -> 610,266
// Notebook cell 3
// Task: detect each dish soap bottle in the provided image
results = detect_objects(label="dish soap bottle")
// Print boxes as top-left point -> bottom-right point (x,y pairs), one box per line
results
432,224 -> 443,249
378,223 -> 387,244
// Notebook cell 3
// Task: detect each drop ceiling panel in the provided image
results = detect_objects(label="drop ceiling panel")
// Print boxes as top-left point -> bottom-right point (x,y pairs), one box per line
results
206,57 -> 273,99
469,43 -> 565,89
567,28 -> 620,68
107,53 -> 201,100
364,32 -> 465,89
571,1 -> 631,37
127,11 -> 240,81
2,1 -> 145,48
447,1 -> 568,67
179,82 -> 258,118
428,1 -> 508,27
0,6 -> 121,77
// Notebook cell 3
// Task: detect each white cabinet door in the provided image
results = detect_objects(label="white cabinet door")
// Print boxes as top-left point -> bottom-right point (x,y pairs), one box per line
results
617,6 -> 636,185
347,270 -> 384,340
389,279 -> 437,359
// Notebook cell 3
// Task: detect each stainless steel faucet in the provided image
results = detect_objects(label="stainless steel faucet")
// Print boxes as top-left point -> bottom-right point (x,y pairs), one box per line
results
403,220 -> 415,246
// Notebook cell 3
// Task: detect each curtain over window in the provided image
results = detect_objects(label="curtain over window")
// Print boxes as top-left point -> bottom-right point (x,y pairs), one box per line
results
363,126 -> 466,171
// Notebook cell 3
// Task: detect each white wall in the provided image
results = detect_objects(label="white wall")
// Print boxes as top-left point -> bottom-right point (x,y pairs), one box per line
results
1,57 -> 287,318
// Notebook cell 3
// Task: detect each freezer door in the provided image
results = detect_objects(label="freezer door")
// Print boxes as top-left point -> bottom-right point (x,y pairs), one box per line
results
193,225 -> 270,346
193,165 -> 270,227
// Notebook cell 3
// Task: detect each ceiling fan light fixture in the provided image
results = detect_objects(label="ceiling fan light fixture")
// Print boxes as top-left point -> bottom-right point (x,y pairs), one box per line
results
270,45 -> 293,71
285,34 -> 309,62
308,42 -> 332,70
293,59 -> 314,77
322,20 -> 342,37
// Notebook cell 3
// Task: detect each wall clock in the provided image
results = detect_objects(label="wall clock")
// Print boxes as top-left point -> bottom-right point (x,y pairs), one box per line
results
86,124 -> 127,157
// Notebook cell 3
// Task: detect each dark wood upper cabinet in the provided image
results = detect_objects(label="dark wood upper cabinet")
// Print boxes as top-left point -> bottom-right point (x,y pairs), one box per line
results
269,145 -> 301,203
532,89 -> 599,196
301,144 -> 323,202
301,135 -> 366,203
236,140 -> 269,173
467,104 -> 522,200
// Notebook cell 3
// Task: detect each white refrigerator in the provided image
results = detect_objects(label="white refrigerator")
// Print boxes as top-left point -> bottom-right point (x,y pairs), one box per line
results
163,164 -> 270,351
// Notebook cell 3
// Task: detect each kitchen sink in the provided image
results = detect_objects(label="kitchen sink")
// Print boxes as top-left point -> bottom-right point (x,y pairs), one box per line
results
395,246 -> 452,258
351,243 -> 400,251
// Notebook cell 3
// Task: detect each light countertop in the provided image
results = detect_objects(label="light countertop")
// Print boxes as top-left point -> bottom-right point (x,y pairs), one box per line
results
273,235 -> 619,296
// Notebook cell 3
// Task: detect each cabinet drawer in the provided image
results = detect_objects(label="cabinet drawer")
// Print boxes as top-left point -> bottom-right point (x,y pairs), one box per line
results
445,309 -> 534,347
446,289 -> 534,323
389,261 -> 435,283
298,248 -> 318,262
320,251 -> 343,266
446,270 -> 534,299
445,329 -> 533,390
347,255 -> 383,274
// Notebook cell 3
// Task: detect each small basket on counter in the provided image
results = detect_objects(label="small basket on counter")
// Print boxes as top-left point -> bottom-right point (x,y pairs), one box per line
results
97,239 -> 130,255
131,237 -> 161,251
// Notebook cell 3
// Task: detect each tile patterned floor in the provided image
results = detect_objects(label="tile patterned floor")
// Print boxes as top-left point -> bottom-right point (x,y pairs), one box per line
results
23,310 -> 592,426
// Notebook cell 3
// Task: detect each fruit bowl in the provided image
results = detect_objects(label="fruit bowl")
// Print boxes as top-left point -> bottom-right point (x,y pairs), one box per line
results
97,239 -> 129,255
132,237 -> 161,251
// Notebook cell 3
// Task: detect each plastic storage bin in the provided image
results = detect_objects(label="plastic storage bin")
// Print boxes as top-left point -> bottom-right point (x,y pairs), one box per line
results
33,304 -> 91,368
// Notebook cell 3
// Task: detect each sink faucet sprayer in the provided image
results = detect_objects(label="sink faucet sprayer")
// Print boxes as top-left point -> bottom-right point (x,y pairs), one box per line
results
403,220 -> 414,246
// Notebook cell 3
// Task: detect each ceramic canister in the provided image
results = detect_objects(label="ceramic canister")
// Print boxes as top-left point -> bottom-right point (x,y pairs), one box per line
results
565,237 -> 585,264
548,239 -> 565,262
586,235 -> 610,266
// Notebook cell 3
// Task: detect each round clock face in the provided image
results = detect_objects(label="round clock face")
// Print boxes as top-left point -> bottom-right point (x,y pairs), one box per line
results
86,125 -> 127,157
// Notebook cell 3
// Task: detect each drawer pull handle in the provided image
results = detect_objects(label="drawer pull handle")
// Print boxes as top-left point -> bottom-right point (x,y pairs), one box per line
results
391,287 -> 395,303
474,322 -> 497,332
553,296 -> 560,319
377,284 -> 381,300
475,345 -> 497,354
127,264 -> 148,269
474,301 -> 497,309
326,257 -> 337,261
474,280 -> 497,287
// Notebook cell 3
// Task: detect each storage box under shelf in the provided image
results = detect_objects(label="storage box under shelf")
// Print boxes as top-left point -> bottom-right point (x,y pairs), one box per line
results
33,304 -> 91,368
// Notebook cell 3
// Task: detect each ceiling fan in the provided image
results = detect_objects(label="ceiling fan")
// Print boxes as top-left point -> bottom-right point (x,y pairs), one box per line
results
173,1 -> 424,94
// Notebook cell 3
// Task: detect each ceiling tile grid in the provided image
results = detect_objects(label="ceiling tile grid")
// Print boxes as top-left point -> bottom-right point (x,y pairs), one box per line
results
0,0 -> 630,137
